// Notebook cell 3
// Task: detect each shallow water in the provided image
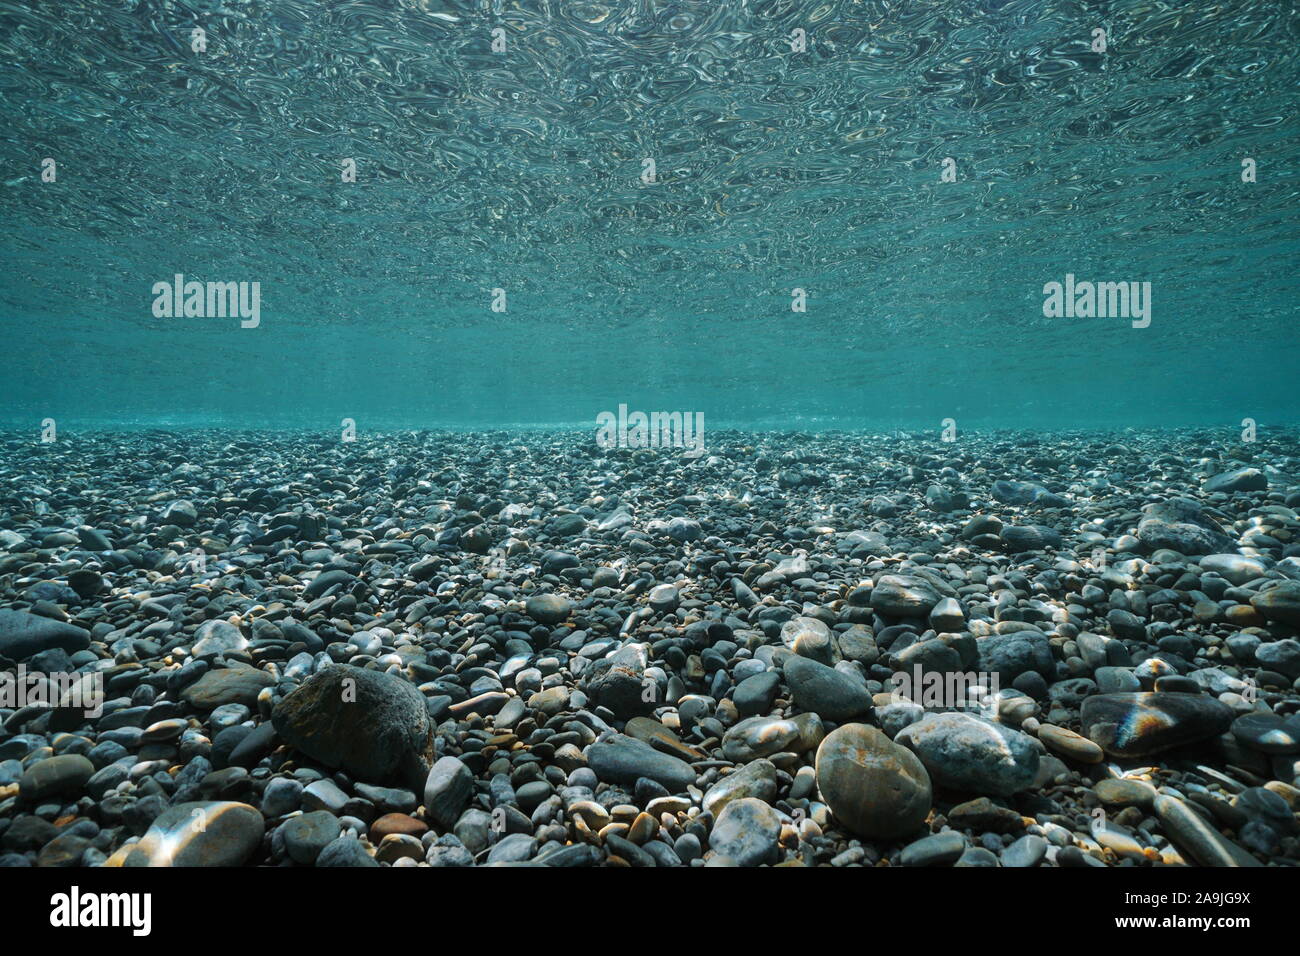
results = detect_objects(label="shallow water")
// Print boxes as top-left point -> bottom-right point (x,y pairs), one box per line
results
1,0 -> 1297,429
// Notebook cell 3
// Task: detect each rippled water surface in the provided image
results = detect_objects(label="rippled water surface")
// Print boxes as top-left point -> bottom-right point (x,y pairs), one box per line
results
1,0 -> 1296,428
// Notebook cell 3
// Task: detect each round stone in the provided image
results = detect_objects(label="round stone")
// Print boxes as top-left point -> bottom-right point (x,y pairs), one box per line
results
815,724 -> 932,840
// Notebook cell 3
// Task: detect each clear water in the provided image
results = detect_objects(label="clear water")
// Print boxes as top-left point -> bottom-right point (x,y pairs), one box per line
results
1,0 -> 1296,430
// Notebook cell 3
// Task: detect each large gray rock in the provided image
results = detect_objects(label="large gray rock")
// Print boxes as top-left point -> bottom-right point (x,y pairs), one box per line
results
0,610 -> 90,661
272,665 -> 435,788
1137,498 -> 1233,555
1080,692 -> 1234,758
976,629 -> 1055,683
815,724 -> 932,839
782,655 -> 873,722
586,734 -> 695,792
895,712 -> 1039,796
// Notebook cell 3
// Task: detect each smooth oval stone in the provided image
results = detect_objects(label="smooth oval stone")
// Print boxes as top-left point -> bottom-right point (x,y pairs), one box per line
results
721,713 -> 825,762
1001,833 -> 1047,868
1080,693 -> 1234,758
899,830 -> 966,867
124,801 -> 264,866
18,754 -> 95,802
0,609 -> 91,661
1232,712 -> 1300,755
869,575 -> 941,617
815,724 -> 932,840
1094,778 -> 1158,810
281,811 -> 342,865
782,655 -> 873,722
1251,582 -> 1300,626
180,663 -> 276,710
780,616 -> 836,664
524,594 -> 571,626
586,734 -> 695,793
708,797 -> 782,866
895,712 -> 1039,796
702,758 -> 777,817
1037,723 -> 1104,764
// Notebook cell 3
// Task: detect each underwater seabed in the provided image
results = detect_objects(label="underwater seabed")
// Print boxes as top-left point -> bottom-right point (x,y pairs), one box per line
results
0,425 -> 1298,867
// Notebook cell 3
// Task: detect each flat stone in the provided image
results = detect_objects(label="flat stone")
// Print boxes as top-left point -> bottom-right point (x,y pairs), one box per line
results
721,713 -> 825,762
1252,582 -> 1300,627
1080,692 -> 1234,758
1232,712 -> 1300,755
124,801 -> 264,866
180,663 -> 276,710
18,754 -> 94,802
0,610 -> 91,661
1038,723 -> 1104,763
281,810 -> 341,864
899,830 -> 966,867
587,734 -> 696,792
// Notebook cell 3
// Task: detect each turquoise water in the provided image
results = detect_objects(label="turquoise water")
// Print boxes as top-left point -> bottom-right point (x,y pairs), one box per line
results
1,0 -> 1296,430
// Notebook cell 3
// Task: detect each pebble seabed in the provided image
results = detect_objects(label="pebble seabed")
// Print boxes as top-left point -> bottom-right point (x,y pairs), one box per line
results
1,427 -> 1298,869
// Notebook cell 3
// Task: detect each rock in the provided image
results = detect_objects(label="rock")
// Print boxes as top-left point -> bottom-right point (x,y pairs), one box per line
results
899,830 -> 965,866
780,616 -> 837,664
1252,583 -> 1300,627
976,630 -> 1054,683
947,796 -> 1023,833
580,644 -> 654,718
708,797 -> 782,866
281,811 -> 342,864
870,575 -> 941,617
180,663 -> 276,710
316,836 -> 379,867
525,594 -> 571,626
782,655 -> 872,722
1255,639 -> 1300,678
271,665 -> 435,788
895,712 -> 1039,796
721,713 -> 825,762
191,619 -> 248,657
587,734 -> 695,792
423,756 -> 474,829
124,802 -> 264,866
0,610 -> 90,661
1199,554 -> 1268,586
732,671 -> 780,718
1037,723 -> 1104,763
1000,525 -> 1062,553
1232,712 -> 1300,755
1002,834 -> 1047,867
1204,467 -> 1267,494
1153,794 -> 1260,867
702,758 -> 777,816
1080,693 -> 1234,758
1137,498 -> 1233,555
18,754 -> 94,802
814,724 -> 932,839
